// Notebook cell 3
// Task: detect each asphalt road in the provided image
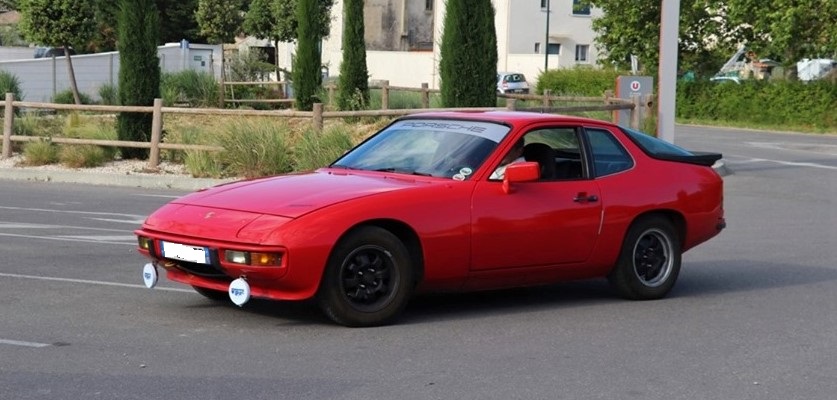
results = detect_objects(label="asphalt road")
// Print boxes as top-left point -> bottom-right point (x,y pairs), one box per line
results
1,125 -> 835,400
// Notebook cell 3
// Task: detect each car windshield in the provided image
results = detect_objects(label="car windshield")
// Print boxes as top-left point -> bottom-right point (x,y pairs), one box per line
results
622,127 -> 694,156
332,119 -> 509,180
503,74 -> 526,83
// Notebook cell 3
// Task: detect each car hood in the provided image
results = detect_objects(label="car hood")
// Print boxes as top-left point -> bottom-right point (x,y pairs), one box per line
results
172,169 -> 437,219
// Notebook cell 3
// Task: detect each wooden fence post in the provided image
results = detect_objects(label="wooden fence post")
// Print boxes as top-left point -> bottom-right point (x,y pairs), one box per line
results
313,103 -> 324,133
629,94 -> 641,130
218,56 -> 226,108
604,89 -> 617,123
2,93 -> 14,159
506,98 -> 517,111
381,80 -> 390,110
542,89 -> 551,108
421,83 -> 429,108
327,84 -> 336,109
147,98 -> 164,170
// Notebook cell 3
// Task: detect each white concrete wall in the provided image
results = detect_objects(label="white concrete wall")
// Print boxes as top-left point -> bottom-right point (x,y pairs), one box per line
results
0,43 -> 222,102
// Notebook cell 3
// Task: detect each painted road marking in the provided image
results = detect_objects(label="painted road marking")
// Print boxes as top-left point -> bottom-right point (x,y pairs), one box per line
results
0,232 -> 135,246
727,155 -> 837,170
0,339 -> 51,348
0,272 -> 193,293
0,205 -> 146,220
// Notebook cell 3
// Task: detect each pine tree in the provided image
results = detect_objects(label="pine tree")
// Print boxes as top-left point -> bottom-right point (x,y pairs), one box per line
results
116,0 -> 160,159
439,0 -> 498,107
293,0 -> 322,111
336,0 -> 369,110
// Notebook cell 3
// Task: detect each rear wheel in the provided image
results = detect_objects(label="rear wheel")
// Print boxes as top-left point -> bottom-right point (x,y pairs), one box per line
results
192,285 -> 228,301
318,226 -> 414,327
608,216 -> 682,300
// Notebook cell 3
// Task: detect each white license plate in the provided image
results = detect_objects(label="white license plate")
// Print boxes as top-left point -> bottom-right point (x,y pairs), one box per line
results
161,241 -> 210,264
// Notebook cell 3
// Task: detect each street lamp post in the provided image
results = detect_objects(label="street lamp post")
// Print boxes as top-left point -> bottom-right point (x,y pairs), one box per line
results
544,0 -> 551,71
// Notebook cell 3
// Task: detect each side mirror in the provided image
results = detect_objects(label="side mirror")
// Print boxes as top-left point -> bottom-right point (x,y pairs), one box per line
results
502,162 -> 539,194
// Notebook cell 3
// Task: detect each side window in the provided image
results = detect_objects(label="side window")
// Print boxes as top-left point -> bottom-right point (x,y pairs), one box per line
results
584,128 -> 634,177
521,128 -> 585,181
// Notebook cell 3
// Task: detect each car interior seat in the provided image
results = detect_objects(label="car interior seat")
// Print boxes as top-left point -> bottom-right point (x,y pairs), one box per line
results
522,142 -> 556,180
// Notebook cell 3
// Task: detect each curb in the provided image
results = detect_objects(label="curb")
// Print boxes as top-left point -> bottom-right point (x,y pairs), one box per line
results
0,167 -> 232,191
1,161 -> 730,191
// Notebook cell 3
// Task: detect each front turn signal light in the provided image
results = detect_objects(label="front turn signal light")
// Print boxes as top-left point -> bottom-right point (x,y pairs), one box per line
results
224,250 -> 282,267
137,236 -> 153,251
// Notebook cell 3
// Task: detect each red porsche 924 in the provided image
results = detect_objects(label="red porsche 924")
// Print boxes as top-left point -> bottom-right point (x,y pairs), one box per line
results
136,111 -> 725,326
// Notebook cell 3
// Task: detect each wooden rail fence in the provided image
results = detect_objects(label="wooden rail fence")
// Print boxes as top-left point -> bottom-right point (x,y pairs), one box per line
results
2,87 -> 641,170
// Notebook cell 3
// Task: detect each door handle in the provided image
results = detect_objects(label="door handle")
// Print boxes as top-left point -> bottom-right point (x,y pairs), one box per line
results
573,193 -> 599,203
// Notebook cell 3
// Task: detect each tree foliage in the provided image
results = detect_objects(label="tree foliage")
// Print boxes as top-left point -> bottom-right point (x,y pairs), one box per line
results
116,0 -> 160,159
18,0 -> 96,104
585,0 -> 837,78
195,0 -> 244,44
724,0 -> 837,66
337,0 -> 369,110
157,0 -> 206,44
439,0 -> 498,107
293,0 -> 322,111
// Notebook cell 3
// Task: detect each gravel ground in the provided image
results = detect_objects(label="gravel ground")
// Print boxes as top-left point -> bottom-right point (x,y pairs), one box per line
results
0,154 -> 190,176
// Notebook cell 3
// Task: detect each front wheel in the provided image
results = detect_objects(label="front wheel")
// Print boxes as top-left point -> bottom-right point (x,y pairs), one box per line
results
608,216 -> 682,300
318,226 -> 414,327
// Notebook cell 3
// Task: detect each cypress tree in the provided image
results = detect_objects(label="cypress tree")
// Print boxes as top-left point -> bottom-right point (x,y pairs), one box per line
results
116,0 -> 160,159
337,0 -> 369,110
293,0 -> 322,111
439,0 -> 498,107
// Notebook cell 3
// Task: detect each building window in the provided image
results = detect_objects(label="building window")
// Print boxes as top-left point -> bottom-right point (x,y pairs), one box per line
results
575,45 -> 589,62
534,43 -> 541,54
572,0 -> 591,15
541,0 -> 548,9
426,0 -> 433,11
548,43 -> 561,55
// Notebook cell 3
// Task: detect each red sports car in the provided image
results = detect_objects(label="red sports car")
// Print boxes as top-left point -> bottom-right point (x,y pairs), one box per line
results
135,111 -> 725,326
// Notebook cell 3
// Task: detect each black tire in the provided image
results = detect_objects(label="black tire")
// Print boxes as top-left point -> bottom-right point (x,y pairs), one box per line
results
192,285 -> 229,302
318,226 -> 414,327
608,216 -> 682,300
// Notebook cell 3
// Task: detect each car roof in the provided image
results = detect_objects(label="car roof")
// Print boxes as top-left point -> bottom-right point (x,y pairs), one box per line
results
397,111 -> 617,130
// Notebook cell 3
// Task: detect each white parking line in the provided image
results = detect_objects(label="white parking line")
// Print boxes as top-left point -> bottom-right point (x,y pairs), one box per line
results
727,155 -> 837,170
0,272 -> 193,293
0,339 -> 51,348
0,232 -> 135,246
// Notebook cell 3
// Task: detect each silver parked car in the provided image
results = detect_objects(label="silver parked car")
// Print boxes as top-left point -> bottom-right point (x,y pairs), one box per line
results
497,72 -> 530,94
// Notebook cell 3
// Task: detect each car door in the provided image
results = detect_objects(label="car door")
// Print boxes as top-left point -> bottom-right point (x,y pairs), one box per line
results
469,126 -> 603,271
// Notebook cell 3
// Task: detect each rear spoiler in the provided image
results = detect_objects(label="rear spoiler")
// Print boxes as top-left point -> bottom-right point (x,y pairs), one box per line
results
653,152 -> 723,167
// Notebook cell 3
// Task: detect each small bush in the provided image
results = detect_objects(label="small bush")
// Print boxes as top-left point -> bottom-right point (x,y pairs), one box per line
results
184,149 -> 224,178
52,89 -> 94,105
161,70 -> 220,108
216,119 -> 293,178
59,145 -> 109,168
98,84 -> 118,105
536,67 -> 623,96
294,124 -> 355,171
0,70 -> 24,102
22,140 -> 59,165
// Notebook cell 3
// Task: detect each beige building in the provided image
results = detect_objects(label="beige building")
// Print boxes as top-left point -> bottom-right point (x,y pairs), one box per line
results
275,0 -> 602,88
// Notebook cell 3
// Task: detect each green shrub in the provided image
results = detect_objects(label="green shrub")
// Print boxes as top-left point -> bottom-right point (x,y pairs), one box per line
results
294,124 -> 355,171
0,70 -> 24,102
215,119 -> 293,178
536,67 -> 622,96
98,84 -> 118,105
59,145 -> 109,168
52,89 -> 94,104
22,139 -> 59,165
676,80 -> 837,131
161,70 -> 220,108
184,149 -> 224,178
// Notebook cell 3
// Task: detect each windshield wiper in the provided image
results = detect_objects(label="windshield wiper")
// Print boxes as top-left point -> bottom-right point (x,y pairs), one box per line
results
374,168 -> 433,177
